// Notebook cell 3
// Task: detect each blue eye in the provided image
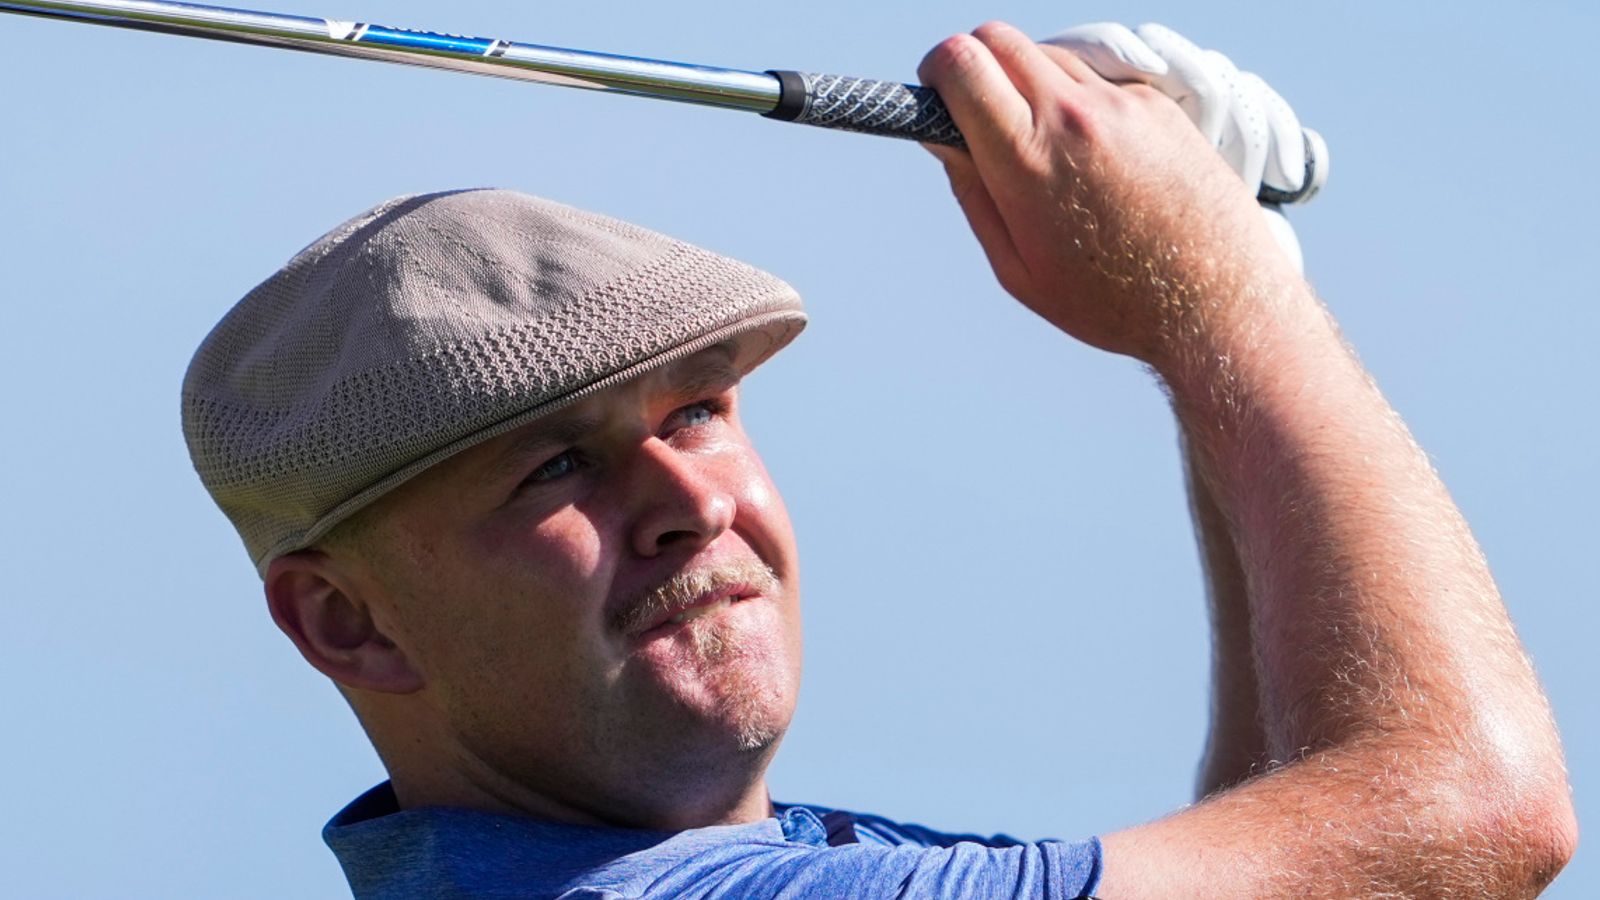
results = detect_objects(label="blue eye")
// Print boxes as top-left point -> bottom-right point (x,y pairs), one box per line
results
681,403 -> 714,427
529,450 -> 580,483
670,398 -> 728,434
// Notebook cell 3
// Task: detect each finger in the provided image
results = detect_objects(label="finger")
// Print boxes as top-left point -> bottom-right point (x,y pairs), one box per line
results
1035,43 -> 1112,86
1205,49 -> 1268,194
1038,22 -> 1169,84
918,31 -> 1035,159
969,20 -> 1086,97
932,148 -> 1031,294
921,141 -> 964,166
1132,22 -> 1227,145
1248,72 -> 1307,194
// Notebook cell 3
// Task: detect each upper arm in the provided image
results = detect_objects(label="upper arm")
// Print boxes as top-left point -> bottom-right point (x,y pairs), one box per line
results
1093,746 -> 1573,899
1094,772 -> 1332,899
1098,814 -> 1252,899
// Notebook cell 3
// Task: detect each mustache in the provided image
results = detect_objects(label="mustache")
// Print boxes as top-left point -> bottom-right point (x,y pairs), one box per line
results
610,557 -> 781,635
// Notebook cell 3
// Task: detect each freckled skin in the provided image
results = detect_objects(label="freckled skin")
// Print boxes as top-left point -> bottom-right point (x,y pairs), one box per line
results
333,351 -> 804,831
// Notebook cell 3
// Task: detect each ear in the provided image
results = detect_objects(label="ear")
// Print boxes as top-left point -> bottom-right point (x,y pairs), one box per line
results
264,550 -> 425,694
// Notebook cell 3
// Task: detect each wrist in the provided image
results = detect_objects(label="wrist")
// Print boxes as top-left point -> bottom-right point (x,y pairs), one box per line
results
1150,269 -> 1334,405
1102,188 -> 1313,375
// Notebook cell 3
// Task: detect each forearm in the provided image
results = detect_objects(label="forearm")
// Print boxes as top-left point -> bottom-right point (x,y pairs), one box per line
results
1168,279 -> 1536,757
1182,437 -> 1268,799
1119,266 -> 1576,894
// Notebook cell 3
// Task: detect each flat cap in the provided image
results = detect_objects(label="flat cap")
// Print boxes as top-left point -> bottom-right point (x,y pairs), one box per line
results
183,189 -> 806,573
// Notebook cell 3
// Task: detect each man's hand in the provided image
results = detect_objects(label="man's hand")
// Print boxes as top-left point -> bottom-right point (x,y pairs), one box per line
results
918,23 -> 1298,367
1041,22 -> 1315,272
920,21 -> 1577,898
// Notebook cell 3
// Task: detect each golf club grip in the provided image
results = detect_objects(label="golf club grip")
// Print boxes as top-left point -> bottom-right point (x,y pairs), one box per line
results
763,69 -> 1325,206
763,70 -> 964,147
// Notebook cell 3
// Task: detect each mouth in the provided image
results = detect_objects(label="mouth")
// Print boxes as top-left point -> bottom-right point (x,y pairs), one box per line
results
632,585 -> 759,639
611,557 -> 782,640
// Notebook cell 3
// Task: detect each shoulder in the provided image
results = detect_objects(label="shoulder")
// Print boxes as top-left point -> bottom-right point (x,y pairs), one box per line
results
778,801 -> 1031,848
761,802 -> 1104,899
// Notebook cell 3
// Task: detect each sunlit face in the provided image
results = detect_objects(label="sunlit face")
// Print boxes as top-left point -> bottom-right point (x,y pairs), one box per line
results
344,344 -> 803,825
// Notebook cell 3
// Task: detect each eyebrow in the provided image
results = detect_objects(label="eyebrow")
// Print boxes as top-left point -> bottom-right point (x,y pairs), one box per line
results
476,346 -> 742,491
478,411 -> 605,491
667,351 -> 741,405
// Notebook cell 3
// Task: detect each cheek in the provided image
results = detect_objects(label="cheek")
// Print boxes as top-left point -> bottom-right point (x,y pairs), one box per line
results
725,448 -> 802,664
413,508 -> 614,696
477,507 -> 611,634
731,449 -> 797,573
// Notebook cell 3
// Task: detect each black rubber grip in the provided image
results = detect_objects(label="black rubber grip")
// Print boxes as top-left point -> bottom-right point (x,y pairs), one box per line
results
764,69 -> 1324,207
1256,131 -> 1322,206
763,70 -> 965,147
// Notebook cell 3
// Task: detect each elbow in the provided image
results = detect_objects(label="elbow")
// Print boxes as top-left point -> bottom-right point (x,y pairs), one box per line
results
1516,785 -> 1578,892
1447,705 -> 1580,894
1465,762 -> 1579,895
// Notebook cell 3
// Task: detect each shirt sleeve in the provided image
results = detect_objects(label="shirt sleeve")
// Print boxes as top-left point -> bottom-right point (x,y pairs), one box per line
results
658,836 -> 1103,899
842,808 -> 1040,849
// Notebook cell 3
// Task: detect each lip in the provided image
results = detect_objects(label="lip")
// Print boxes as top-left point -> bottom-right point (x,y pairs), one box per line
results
631,585 -> 759,639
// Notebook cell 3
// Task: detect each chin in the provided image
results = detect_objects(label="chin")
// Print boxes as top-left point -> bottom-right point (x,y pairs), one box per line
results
654,611 -> 798,756
725,703 -> 787,754
707,655 -> 794,755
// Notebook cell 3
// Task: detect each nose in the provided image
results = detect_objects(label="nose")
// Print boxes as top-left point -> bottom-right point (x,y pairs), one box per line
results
627,437 -> 736,558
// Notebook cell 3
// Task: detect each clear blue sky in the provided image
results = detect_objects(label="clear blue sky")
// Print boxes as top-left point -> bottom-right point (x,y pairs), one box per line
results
2,1 -> 1593,896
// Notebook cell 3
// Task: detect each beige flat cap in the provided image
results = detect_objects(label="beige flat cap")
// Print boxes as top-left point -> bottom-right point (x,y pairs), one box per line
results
182,189 -> 806,574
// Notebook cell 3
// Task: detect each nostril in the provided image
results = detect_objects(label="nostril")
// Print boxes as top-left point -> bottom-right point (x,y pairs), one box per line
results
655,529 -> 698,549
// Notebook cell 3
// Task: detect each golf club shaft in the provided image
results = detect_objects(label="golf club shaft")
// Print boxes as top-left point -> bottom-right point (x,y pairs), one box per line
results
1,0 -> 1320,203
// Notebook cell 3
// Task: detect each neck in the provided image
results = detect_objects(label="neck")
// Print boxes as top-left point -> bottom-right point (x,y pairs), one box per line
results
374,727 -> 781,831
388,756 -> 777,832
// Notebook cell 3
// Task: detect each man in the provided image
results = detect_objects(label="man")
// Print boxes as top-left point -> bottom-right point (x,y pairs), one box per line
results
183,21 -> 1575,899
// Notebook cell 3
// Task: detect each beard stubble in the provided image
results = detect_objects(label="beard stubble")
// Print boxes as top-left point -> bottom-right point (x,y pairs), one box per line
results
618,558 -> 789,753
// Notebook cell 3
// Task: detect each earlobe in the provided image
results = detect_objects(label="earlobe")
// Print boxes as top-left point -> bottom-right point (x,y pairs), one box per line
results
265,552 -> 425,695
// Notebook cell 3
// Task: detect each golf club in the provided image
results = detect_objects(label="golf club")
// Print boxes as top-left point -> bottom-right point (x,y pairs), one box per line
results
1,0 -> 1325,204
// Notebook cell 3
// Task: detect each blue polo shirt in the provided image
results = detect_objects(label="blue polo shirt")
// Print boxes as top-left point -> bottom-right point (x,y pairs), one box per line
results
324,782 -> 1103,898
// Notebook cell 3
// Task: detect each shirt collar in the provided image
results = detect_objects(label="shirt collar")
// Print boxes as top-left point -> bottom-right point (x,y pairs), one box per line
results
323,782 -> 858,898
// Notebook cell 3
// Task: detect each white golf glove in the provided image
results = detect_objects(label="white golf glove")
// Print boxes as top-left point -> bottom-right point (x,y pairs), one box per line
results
1040,23 -> 1319,272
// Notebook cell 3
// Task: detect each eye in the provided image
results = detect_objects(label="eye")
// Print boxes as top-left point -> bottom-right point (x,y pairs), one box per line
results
527,449 -> 582,484
680,403 -> 715,427
666,397 -> 729,435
